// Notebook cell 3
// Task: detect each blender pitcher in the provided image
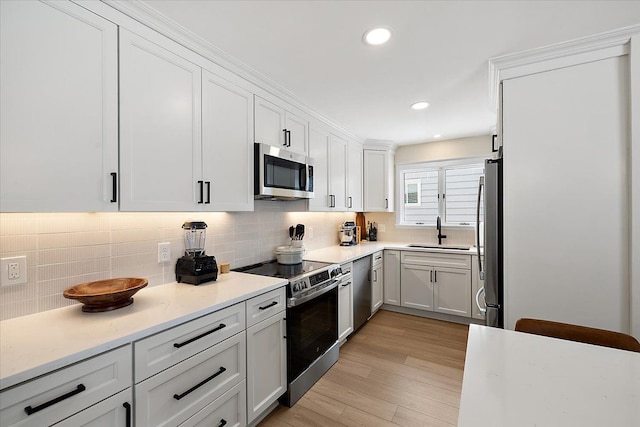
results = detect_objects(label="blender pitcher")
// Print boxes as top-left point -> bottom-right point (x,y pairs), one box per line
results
182,221 -> 207,257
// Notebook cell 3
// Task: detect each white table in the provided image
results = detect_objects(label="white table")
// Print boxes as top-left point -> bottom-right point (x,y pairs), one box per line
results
458,324 -> 640,426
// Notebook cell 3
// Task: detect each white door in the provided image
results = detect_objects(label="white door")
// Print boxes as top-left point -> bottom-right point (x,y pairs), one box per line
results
433,267 -> 471,317
308,124 -> 330,211
284,111 -> 308,156
383,250 -> 401,306
0,0 -> 118,212
202,70 -> 254,211
338,279 -> 354,342
254,95 -> 285,148
328,134 -> 348,211
246,311 -> 286,423
400,263 -> 433,310
363,150 -> 390,211
371,263 -> 384,313
54,389 -> 132,427
347,141 -> 364,211
503,56 -> 629,332
119,29 -> 202,211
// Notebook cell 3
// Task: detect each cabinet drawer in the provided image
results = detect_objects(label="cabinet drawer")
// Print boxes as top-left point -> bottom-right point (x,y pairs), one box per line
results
54,388 -> 132,427
340,261 -> 353,276
134,303 -> 245,382
180,380 -> 246,427
372,251 -> 384,266
0,345 -> 131,427
401,251 -> 471,269
135,332 -> 246,427
246,287 -> 285,328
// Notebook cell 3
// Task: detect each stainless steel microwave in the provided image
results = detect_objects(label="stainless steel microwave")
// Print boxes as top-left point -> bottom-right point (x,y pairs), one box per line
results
254,143 -> 314,200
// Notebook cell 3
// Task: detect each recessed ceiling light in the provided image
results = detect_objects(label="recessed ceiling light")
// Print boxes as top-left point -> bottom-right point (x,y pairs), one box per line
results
363,27 -> 392,46
410,101 -> 430,110
433,134 -> 442,138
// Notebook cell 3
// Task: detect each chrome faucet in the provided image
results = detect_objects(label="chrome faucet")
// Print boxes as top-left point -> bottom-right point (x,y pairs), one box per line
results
437,216 -> 447,245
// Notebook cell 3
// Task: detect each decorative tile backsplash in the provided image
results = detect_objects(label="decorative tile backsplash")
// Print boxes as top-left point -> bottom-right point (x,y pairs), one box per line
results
0,201 -> 355,320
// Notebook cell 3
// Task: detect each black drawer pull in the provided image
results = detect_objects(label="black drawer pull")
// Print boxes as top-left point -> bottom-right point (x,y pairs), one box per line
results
341,282 -> 351,287
218,419 -> 227,427
24,384 -> 86,415
110,172 -> 117,203
123,402 -> 131,427
174,323 -> 226,348
173,367 -> 226,400
258,301 -> 278,310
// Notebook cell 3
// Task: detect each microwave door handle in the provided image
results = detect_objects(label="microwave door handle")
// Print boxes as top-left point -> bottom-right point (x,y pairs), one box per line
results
300,164 -> 306,190
477,176 -> 485,280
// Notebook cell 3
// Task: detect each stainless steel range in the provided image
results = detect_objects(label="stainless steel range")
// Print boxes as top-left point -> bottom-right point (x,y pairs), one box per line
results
235,259 -> 343,406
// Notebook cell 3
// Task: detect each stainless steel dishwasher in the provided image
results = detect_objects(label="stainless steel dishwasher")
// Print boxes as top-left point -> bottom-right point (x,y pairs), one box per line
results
353,255 -> 372,331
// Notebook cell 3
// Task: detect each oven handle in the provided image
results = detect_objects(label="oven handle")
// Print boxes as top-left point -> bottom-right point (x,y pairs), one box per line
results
287,279 -> 340,307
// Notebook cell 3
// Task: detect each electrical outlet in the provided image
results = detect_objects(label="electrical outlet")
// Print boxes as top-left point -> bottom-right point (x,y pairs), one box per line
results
158,242 -> 171,263
1,256 -> 27,286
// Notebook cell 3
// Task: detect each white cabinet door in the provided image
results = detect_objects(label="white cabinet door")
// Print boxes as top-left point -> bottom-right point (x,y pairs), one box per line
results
254,95 -> 285,148
328,134 -> 348,211
471,255 -> 486,321
347,141 -> 364,211
246,311 -> 286,424
202,70 -> 254,211
338,278 -> 353,342
285,111 -> 308,156
308,124 -> 330,211
433,267 -> 471,317
54,389 -> 132,427
371,262 -> 384,313
383,250 -> 401,306
364,149 -> 392,211
119,29 -> 202,211
401,264 -> 433,310
0,0 -> 118,212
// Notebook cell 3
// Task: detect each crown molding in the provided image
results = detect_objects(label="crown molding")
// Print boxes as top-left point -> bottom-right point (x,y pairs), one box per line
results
102,0 -> 362,142
488,24 -> 640,112
363,139 -> 398,153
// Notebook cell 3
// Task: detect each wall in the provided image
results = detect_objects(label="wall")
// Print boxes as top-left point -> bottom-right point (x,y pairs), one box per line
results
369,135 -> 493,245
0,201 -> 354,320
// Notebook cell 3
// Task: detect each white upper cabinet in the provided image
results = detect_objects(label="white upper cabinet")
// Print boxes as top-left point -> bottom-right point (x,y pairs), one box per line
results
307,124 -> 330,211
0,0 -> 118,212
254,95 -> 308,156
202,70 -> 254,211
328,134 -> 348,210
347,140 -> 364,211
363,149 -> 394,212
119,29 -> 202,211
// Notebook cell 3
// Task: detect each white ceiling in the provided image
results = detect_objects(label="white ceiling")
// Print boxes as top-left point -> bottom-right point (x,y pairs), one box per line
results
140,0 -> 640,145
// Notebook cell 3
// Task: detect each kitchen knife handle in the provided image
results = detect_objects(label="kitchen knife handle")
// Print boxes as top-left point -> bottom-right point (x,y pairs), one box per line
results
24,384 -> 86,415
173,367 -> 226,400
123,402 -> 131,427
110,172 -> 117,203
205,181 -> 211,204
173,323 -> 226,348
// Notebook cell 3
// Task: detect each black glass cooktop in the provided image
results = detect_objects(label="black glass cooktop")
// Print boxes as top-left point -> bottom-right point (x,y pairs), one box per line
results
234,259 -> 332,280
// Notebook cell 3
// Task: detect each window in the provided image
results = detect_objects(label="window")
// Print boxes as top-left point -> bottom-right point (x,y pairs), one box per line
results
397,159 -> 484,227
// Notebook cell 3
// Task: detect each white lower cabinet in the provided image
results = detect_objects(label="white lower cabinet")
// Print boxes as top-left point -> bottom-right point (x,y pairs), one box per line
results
135,332 -> 246,427
54,388 -> 132,427
338,262 -> 354,342
383,250 -> 401,306
246,310 -> 286,424
180,381 -> 246,427
400,251 -> 472,318
371,252 -> 384,313
0,345 -> 131,427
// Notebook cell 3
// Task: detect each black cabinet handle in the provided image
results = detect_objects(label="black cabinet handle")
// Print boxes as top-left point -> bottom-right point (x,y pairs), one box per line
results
205,181 -> 211,204
259,301 -> 278,310
286,130 -> 291,147
341,281 -> 351,287
282,129 -> 288,146
430,271 -> 433,283
197,180 -> 204,204
385,198 -> 389,209
110,172 -> 117,203
434,271 -> 437,283
173,367 -> 226,400
123,402 -> 131,427
173,323 -> 226,348
218,419 -> 227,427
24,384 -> 86,415
348,196 -> 352,208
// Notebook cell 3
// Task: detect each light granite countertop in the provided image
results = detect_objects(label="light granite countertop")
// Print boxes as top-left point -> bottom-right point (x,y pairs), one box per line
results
0,272 -> 287,390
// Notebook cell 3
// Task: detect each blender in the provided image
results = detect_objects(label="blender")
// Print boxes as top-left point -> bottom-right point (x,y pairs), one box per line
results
175,221 -> 218,285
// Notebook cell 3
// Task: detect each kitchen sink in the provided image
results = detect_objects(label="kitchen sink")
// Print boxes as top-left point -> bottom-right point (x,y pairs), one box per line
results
406,244 -> 472,251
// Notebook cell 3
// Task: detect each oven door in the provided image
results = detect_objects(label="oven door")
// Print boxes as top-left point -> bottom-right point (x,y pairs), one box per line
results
286,282 -> 338,382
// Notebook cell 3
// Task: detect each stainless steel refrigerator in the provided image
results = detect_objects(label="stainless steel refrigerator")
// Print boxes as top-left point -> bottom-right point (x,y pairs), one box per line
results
476,156 -> 503,328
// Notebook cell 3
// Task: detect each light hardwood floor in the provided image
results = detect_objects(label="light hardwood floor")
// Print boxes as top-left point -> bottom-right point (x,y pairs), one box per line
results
259,310 -> 470,427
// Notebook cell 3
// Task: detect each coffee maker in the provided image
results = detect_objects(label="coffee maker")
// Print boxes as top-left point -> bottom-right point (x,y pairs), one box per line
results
339,221 -> 357,246
175,221 -> 218,285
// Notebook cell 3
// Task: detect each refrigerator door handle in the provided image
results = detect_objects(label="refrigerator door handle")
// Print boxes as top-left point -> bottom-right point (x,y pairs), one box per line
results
475,286 -> 486,314
476,176 -> 485,280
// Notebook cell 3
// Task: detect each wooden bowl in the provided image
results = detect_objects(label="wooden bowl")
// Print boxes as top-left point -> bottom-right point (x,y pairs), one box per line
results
63,278 -> 148,313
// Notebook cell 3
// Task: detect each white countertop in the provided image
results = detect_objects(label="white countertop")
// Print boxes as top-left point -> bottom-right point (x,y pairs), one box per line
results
0,272 -> 286,390
458,324 -> 640,426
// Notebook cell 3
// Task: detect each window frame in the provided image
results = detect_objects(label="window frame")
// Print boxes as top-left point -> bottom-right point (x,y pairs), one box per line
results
396,157 -> 485,228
